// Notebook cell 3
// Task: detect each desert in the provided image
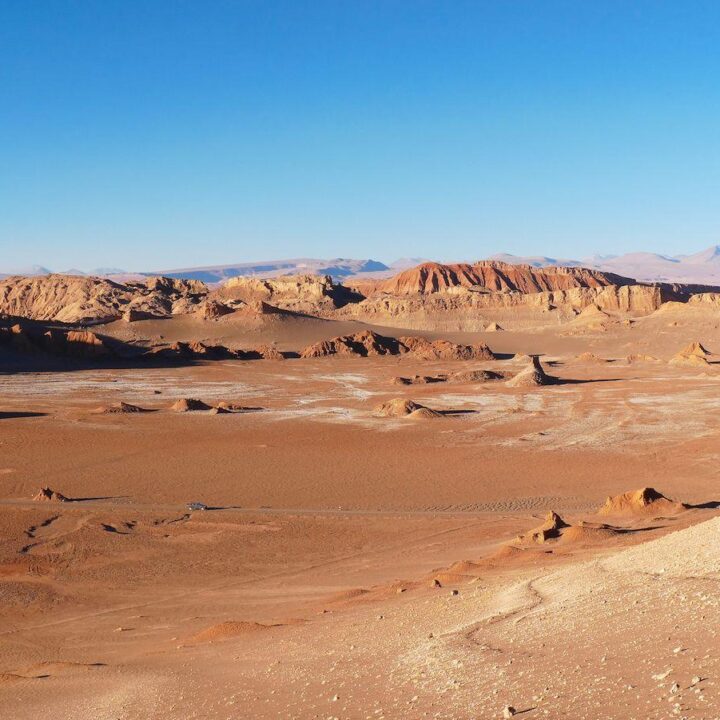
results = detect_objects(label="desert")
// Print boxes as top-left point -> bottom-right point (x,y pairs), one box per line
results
6,3 -> 720,717
2,259 -> 720,719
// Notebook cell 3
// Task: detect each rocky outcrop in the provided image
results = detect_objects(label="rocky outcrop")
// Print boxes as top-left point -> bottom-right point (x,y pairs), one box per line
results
598,488 -> 686,516
300,330 -> 402,358
669,341 -> 712,366
339,284 -> 673,331
300,330 -> 494,360
0,261 -> 710,333
215,274 -> 361,314
170,398 -> 213,412
373,398 -> 440,419
95,401 -> 150,414
33,487 -> 68,502
0,274 -> 208,324
0,323 -> 115,358
393,369 -> 504,385
516,511 -> 569,544
373,261 -> 634,295
505,356 -> 557,388
397,336 -> 494,360
200,299 -> 234,320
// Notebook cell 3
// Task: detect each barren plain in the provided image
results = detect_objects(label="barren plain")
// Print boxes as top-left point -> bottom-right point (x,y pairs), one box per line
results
2,262 -> 720,719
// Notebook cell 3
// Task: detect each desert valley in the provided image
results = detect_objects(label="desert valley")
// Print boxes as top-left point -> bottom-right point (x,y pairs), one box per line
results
2,259 -> 720,718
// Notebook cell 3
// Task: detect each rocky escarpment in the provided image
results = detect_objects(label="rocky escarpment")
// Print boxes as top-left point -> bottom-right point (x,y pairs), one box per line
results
213,274 -> 362,313
339,284 -> 676,331
300,330 -> 494,360
0,274 -> 208,325
0,318 -> 288,363
1,260 -> 715,333
368,261 -> 634,295
0,322 -> 116,358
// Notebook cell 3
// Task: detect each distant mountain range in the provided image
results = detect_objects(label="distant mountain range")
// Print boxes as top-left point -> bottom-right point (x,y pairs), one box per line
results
0,258 -> 423,283
4,246 -> 720,285
142,258 -> 407,283
489,245 -> 720,285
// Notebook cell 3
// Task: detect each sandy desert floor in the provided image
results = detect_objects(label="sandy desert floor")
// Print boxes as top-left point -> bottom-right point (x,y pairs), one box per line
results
2,319 -> 720,719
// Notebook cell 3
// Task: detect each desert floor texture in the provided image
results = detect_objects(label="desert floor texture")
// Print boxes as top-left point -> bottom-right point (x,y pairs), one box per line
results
3,299 -> 720,719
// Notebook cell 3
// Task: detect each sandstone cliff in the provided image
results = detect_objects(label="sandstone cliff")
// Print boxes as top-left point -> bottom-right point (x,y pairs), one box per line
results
214,274 -> 360,314
369,261 -> 634,295
0,274 -> 207,325
339,284 -> 672,331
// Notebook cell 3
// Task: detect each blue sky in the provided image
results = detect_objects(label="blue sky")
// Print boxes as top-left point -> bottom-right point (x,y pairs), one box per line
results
2,1 -> 720,271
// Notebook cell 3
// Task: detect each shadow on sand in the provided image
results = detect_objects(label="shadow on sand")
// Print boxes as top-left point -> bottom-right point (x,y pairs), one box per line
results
0,411 -> 47,419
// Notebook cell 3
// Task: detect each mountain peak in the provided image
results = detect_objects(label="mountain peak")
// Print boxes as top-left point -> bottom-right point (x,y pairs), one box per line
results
682,245 -> 720,264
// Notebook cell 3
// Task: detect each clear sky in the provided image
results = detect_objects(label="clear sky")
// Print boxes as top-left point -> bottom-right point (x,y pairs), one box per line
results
2,1 -> 720,271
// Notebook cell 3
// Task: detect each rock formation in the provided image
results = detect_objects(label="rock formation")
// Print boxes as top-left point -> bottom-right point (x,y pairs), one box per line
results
0,274 -> 207,324
170,398 -> 213,412
597,488 -> 686,516
516,511 -> 569,544
214,274 -> 360,314
300,330 -> 494,360
373,398 -> 439,419
505,356 -> 557,387
33,487 -> 68,502
301,330 -> 402,358
95,402 -> 149,414
670,341 -> 712,366
373,261 -> 632,295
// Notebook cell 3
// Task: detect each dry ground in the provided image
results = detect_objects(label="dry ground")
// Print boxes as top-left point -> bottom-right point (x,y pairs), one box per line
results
2,317 -> 720,718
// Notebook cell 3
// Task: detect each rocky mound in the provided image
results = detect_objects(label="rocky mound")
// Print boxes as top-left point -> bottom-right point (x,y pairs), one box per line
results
392,369 -> 504,385
597,487 -> 686,516
575,352 -> 608,363
392,374 -> 446,385
0,323 -> 117,359
670,341 -> 712,366
213,401 -> 257,413
373,398 -> 439,418
515,512 -> 623,546
170,398 -> 213,412
147,340 -> 237,361
397,336 -> 495,361
505,356 -> 557,388
254,344 -> 285,360
485,322 -> 503,331
301,331 -> 495,360
200,299 -> 234,320
33,487 -> 68,502
448,369 -> 505,383
558,522 -> 622,544
95,402 -> 149,414
215,274 -> 361,313
374,260 -> 633,295
0,274 -> 207,324
64,330 -> 111,356
301,330 -> 402,358
516,511 -> 569,544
